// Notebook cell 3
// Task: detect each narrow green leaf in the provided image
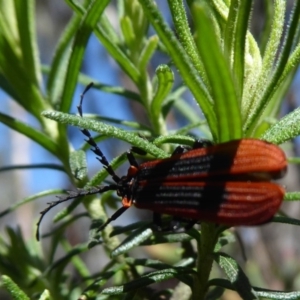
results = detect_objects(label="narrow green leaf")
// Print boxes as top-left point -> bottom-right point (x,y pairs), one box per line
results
120,16 -> 135,51
89,115 -> 151,132
102,268 -> 194,295
288,157 -> 300,164
59,0 -> 110,113
259,1 -> 274,56
124,0 -> 148,50
214,232 -> 236,252
223,0 -> 239,65
46,14 -> 82,105
151,64 -> 174,134
254,289 -> 300,300
111,227 -> 153,257
207,277 -> 234,290
138,35 -> 159,71
0,111 -> 60,157
14,0 -> 42,86
153,134 -> 196,147
125,257 -> 195,270
0,189 -> 64,218
168,0 -> 208,86
231,0 -> 252,99
205,281 -> 226,299
192,4 -> 242,142
42,110 -> 168,158
272,216 -> 300,226
69,150 -> 87,180
261,107 -> 300,144
0,164 -> 64,173
284,192 -> 300,201
38,289 -> 51,300
1,275 -> 30,300
214,252 -> 258,300
65,0 -> 140,84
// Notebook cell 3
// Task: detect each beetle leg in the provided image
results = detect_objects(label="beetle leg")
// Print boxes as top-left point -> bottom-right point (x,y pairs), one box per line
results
152,213 -> 197,232
193,139 -> 214,149
171,145 -> 187,156
97,206 -> 129,232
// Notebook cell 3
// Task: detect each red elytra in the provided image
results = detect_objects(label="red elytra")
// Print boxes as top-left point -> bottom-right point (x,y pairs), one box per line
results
121,139 -> 286,226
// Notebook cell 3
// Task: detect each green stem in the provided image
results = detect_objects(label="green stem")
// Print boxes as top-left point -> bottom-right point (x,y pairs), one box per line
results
194,223 -> 217,299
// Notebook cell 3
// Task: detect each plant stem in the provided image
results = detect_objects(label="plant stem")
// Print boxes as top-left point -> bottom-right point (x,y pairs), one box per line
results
193,222 -> 217,300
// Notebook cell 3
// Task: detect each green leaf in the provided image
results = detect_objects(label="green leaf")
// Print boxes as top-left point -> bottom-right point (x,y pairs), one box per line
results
14,0 -> 41,86
38,289 -> 51,300
214,232 -> 236,252
151,65 -> 174,118
0,111 -> 61,157
284,191 -> 300,201
192,3 -> 242,142
254,288 -> 300,300
42,110 -> 168,158
111,225 -> 196,257
153,134 -> 196,147
214,252 -> 258,300
111,227 -> 153,257
120,15 -> 136,54
151,64 -> 174,134
102,267 -> 194,295
65,0 -> 140,84
125,257 -> 195,269
138,35 -> 159,71
205,285 -> 225,300
46,14 -> 82,105
0,189 -> 64,218
261,107 -> 300,144
59,0 -> 111,113
169,0 -> 208,86
231,1 -> 252,98
69,150 -> 87,180
271,216 -> 300,226
1,275 -> 30,300
87,114 -> 151,132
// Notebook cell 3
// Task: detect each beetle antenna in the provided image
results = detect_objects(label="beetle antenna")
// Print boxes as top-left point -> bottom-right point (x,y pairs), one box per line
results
77,82 -> 120,183
36,185 -> 117,241
37,83 -> 121,240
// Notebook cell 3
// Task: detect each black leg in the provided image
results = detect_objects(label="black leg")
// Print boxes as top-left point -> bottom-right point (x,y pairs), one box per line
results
193,139 -> 214,149
152,213 -> 197,232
